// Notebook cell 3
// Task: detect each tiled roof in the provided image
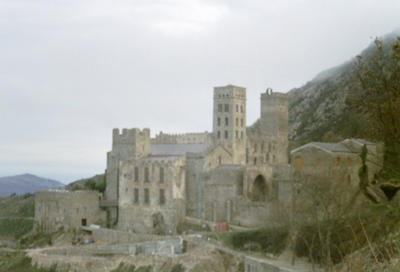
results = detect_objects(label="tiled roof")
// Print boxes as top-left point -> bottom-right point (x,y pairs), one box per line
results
150,144 -> 210,156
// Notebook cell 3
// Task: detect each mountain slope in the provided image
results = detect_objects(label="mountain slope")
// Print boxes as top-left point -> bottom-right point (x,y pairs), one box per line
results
0,174 -> 64,197
288,30 -> 400,146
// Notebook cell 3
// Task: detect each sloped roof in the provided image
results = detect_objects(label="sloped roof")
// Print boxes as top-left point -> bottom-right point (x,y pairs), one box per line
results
345,138 -> 375,145
312,142 -> 353,152
150,144 -> 210,156
291,142 -> 357,154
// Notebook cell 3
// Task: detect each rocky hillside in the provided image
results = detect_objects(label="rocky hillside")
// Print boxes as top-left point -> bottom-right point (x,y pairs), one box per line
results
288,30 -> 400,147
0,174 -> 64,197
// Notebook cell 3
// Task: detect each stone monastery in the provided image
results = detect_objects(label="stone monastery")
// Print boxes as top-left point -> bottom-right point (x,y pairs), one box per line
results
103,85 -> 291,233
34,84 -> 383,234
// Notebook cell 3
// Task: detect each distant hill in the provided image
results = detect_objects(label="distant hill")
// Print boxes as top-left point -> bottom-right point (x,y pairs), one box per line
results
65,174 -> 105,192
0,174 -> 64,197
288,29 -> 400,147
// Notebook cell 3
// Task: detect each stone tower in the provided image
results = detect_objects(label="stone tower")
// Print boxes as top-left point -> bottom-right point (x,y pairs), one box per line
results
105,128 -> 150,223
260,88 -> 289,164
213,85 -> 246,164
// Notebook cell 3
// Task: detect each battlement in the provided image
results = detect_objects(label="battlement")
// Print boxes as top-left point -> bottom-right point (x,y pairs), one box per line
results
261,88 -> 288,100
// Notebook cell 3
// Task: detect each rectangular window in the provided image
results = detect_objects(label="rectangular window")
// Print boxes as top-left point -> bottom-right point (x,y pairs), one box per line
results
217,117 -> 221,126
145,167 -> 149,182
160,167 -> 164,183
236,104 -> 239,112
134,188 -> 139,203
224,130 -> 228,139
224,104 -> 229,112
160,189 -> 165,205
236,118 -> 238,126
218,104 -> 223,112
240,105 -> 243,113
225,117 -> 229,126
135,167 -> 139,182
241,131 -> 243,139
144,188 -> 150,204
240,119 -> 243,128
235,130 -> 238,139
217,131 -> 221,139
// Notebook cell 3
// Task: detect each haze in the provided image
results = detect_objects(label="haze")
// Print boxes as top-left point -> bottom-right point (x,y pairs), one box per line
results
1,0 -> 399,183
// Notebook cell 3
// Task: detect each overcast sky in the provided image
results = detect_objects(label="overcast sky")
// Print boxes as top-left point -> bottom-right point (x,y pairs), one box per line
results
1,0 -> 399,183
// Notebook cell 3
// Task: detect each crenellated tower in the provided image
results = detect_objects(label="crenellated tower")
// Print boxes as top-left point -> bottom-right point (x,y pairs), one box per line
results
105,128 -> 150,223
212,85 -> 247,164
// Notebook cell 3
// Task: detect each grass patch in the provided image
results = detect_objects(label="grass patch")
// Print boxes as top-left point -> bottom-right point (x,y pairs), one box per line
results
0,251 -> 57,272
111,263 -> 153,272
0,218 -> 33,240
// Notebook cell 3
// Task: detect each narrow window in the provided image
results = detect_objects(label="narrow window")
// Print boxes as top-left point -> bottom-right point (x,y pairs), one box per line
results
254,157 -> 257,165
261,142 -> 264,152
217,117 -> 221,126
254,144 -> 258,153
135,167 -> 139,182
160,189 -> 165,205
273,155 -> 276,163
218,156 -> 222,165
160,167 -> 164,183
217,131 -> 221,139
235,130 -> 238,139
241,131 -> 243,139
224,130 -> 228,139
236,118 -> 239,127
145,167 -> 149,182
144,188 -> 150,204
246,148 -> 249,163
218,104 -> 223,112
236,104 -> 239,112
225,117 -> 229,126
240,119 -> 243,128
134,188 -> 139,203
224,104 -> 229,112
240,105 -> 243,113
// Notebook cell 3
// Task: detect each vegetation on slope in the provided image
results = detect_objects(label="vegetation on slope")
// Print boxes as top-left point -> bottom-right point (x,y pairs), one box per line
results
0,194 -> 35,241
288,30 -> 400,148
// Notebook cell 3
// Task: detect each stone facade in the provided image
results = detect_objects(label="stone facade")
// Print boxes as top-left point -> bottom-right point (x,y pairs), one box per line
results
103,85 -> 291,234
290,139 -> 383,217
35,190 -> 105,233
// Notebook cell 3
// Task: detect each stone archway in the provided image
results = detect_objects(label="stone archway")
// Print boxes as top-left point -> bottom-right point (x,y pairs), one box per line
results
251,175 -> 268,202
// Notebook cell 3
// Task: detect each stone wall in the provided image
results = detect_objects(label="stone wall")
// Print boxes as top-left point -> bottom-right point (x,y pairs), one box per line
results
35,190 -> 105,233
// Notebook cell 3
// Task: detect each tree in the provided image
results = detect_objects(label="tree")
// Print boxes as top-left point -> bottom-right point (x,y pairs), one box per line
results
353,37 -> 400,176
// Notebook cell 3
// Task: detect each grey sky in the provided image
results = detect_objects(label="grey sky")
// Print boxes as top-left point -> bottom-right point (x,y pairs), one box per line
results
1,0 -> 399,183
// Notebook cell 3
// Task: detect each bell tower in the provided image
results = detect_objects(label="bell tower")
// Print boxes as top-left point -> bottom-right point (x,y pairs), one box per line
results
212,85 -> 246,164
